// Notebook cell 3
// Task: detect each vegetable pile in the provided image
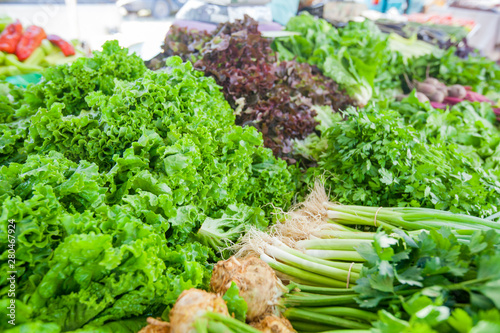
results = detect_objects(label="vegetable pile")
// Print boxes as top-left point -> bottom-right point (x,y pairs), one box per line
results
403,77 -> 500,119
139,258 -> 293,333
0,41 -> 295,332
226,184 -> 500,333
272,14 -> 500,218
298,101 -> 500,217
273,15 -> 392,106
2,9 -> 500,333
0,19 -> 80,78
151,16 -> 355,163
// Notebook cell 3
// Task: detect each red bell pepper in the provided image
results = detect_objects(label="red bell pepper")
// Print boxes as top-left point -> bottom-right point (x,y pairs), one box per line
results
0,20 -> 23,54
15,25 -> 47,61
47,34 -> 75,56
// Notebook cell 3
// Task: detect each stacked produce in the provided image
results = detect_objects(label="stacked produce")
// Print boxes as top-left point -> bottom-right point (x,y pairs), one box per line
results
275,13 -> 500,101
2,9 -> 500,333
225,183 -> 500,332
401,77 -> 500,119
294,101 -> 500,217
0,41 -> 295,332
273,15 -> 394,105
151,16 -> 355,163
143,183 -> 500,332
0,19 -> 81,78
139,257 -> 294,333
272,14 -> 500,218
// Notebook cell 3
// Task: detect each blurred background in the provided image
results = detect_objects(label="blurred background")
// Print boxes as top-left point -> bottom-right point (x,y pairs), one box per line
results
0,0 -> 498,61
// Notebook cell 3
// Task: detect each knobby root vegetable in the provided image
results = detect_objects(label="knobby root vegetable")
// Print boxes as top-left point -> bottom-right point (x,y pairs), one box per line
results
139,317 -> 170,333
211,256 -> 282,321
447,84 -> 467,99
423,77 -> 440,86
415,82 -> 435,96
428,90 -> 445,102
415,92 -> 430,103
169,289 -> 229,333
250,315 -> 296,333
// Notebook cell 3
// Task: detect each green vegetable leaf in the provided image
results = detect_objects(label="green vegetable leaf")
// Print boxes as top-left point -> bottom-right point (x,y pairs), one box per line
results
222,282 -> 248,322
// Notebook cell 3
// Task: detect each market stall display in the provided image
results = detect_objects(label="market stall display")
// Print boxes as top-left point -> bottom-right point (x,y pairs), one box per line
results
427,3 -> 500,61
1,5 -> 500,333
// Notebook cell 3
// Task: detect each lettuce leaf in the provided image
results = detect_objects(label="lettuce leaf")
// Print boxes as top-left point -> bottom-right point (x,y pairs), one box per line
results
274,14 -> 389,106
222,282 -> 248,322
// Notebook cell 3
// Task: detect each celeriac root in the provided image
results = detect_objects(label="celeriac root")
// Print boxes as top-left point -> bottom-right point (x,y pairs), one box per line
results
210,256 -> 284,321
250,315 -> 296,333
138,317 -> 170,333
169,289 -> 228,333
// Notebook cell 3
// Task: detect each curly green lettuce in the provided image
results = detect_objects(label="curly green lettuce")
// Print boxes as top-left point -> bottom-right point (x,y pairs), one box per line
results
0,45 -> 295,331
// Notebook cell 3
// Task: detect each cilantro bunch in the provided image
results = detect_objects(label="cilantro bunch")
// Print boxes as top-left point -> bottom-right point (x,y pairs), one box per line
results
357,228 -> 500,332
393,95 -> 500,173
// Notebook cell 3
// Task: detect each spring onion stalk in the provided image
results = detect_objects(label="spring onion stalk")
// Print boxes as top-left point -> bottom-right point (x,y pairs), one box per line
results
300,307 -> 378,322
304,250 -> 366,261
297,239 -> 373,250
324,203 -> 500,231
316,230 -> 376,239
289,321 -> 341,331
325,222 -> 363,232
282,292 -> 357,307
286,282 -> 356,295
284,308 -> 371,329
264,245 -> 360,283
276,271 -> 320,286
207,321 -> 236,333
270,238 -> 364,272
261,253 -> 350,288
288,249 -> 363,273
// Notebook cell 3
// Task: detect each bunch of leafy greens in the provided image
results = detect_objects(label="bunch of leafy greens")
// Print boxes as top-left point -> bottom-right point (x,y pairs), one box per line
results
356,228 -> 500,332
20,40 -> 147,117
273,13 -> 391,106
0,42 -> 295,332
151,15 -> 354,163
393,94 -> 500,174
0,41 -> 147,166
304,103 -> 500,218
275,13 -> 500,104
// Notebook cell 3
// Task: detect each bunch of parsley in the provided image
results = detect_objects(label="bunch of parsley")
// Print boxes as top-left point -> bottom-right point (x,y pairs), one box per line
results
356,228 -> 500,332
305,104 -> 500,218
